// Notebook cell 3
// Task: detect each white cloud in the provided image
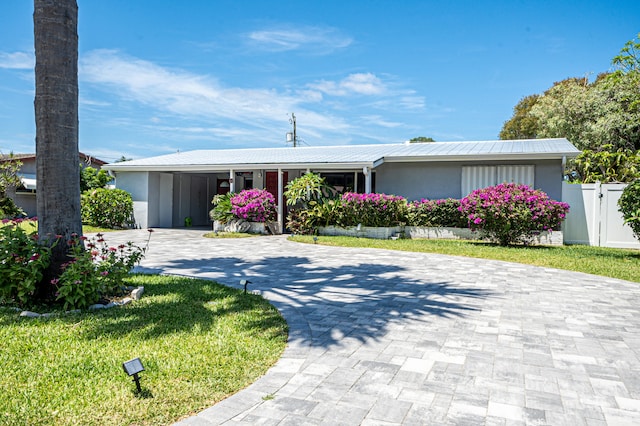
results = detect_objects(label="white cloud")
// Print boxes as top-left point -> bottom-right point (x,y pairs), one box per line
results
247,25 -> 352,53
76,49 -> 434,150
0,51 -> 34,69
80,49 -> 299,124
309,73 -> 387,96
361,115 -> 403,128
78,49 -> 352,139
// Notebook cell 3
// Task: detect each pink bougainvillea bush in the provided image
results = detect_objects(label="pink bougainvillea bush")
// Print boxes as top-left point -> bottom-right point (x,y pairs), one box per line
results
230,189 -> 277,223
459,183 -> 570,245
339,192 -> 408,227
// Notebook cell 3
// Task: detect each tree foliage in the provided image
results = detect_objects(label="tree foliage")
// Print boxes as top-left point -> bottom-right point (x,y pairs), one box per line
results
0,154 -> 23,198
0,154 -> 25,218
570,146 -> 640,183
80,166 -> 111,192
618,180 -> 640,241
499,94 -> 540,140
612,33 -> 640,74
409,136 -> 436,143
500,34 -> 640,183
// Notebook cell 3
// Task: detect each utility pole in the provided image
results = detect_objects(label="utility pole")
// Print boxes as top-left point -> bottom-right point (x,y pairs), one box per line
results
287,113 -> 297,147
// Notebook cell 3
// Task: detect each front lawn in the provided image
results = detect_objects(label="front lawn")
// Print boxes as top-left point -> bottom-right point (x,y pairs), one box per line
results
290,236 -> 640,283
0,274 -> 288,425
0,219 -> 126,235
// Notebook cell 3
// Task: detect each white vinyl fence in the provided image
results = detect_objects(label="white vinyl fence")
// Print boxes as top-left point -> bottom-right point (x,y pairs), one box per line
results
562,182 -> 639,249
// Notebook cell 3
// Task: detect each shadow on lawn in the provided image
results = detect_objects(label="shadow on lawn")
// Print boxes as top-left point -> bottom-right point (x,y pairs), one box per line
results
123,253 -> 494,348
70,274 -> 287,342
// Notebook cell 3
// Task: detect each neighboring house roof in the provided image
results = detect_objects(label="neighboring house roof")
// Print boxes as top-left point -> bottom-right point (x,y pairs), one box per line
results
103,138 -> 580,173
0,152 -> 107,166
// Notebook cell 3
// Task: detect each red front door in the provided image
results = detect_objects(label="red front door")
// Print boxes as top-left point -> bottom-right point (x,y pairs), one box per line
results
266,171 -> 288,228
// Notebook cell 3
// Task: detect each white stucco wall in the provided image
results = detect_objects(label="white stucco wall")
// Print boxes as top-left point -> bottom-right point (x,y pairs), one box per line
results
115,171 -> 149,228
376,160 -> 564,201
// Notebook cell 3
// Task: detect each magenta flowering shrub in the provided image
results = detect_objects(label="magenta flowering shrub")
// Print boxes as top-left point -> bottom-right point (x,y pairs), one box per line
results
339,192 -> 408,227
408,198 -> 467,227
230,189 -> 276,223
459,183 -> 569,245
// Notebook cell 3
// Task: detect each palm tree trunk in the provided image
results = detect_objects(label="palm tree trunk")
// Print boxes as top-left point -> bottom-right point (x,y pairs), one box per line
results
34,0 -> 82,300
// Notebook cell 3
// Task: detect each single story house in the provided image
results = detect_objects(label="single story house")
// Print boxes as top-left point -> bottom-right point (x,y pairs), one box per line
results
103,138 -> 580,230
0,152 -> 106,217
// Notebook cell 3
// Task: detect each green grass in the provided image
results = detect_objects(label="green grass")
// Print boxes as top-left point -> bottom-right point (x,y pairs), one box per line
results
82,225 -> 121,233
203,231 -> 259,238
290,235 -> 640,283
0,274 -> 288,426
1,219 -> 122,235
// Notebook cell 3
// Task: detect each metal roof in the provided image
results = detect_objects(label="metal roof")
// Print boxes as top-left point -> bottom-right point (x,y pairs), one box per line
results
103,138 -> 579,172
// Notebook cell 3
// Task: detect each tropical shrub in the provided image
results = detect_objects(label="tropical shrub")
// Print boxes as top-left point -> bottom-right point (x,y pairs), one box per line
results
0,219 -> 54,305
459,183 -> 569,246
210,193 -> 234,224
618,180 -> 640,241
81,188 -> 133,228
286,209 -> 315,235
284,172 -> 335,208
230,189 -> 276,223
408,198 -> 467,227
338,192 -> 407,227
570,146 -> 640,183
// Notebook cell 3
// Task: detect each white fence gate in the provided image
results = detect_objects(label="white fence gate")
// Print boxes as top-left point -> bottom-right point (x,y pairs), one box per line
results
562,182 -> 639,249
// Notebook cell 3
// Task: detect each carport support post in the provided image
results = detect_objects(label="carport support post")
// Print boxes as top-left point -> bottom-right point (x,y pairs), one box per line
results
364,166 -> 371,194
277,168 -> 283,233
229,169 -> 235,193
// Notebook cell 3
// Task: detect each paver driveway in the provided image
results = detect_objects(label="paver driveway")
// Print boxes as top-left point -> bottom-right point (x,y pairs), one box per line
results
103,229 -> 640,425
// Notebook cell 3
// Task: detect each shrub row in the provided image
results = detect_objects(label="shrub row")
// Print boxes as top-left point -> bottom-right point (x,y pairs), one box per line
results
286,184 -> 569,246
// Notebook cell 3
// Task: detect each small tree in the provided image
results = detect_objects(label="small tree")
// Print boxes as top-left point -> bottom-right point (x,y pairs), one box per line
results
618,180 -> 640,241
80,166 -> 111,192
0,154 -> 25,218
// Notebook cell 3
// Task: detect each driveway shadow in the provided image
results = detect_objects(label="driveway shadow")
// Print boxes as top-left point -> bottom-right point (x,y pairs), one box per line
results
135,253 -> 494,348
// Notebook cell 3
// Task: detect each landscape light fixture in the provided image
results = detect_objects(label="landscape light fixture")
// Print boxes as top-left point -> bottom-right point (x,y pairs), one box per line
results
122,357 -> 145,393
240,279 -> 252,294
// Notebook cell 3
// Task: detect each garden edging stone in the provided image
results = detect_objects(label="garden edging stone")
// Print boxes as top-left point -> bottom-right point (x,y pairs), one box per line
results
14,285 -> 144,318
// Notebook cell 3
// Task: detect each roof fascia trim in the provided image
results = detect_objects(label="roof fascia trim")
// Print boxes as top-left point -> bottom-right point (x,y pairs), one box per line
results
383,152 -> 580,163
104,162 -> 377,173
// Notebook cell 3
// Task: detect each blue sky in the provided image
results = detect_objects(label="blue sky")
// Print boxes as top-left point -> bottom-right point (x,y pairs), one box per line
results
0,1 -> 638,162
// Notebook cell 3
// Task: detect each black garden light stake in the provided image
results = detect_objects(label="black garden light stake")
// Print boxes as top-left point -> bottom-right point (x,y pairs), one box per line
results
240,279 -> 252,294
123,357 -> 145,393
